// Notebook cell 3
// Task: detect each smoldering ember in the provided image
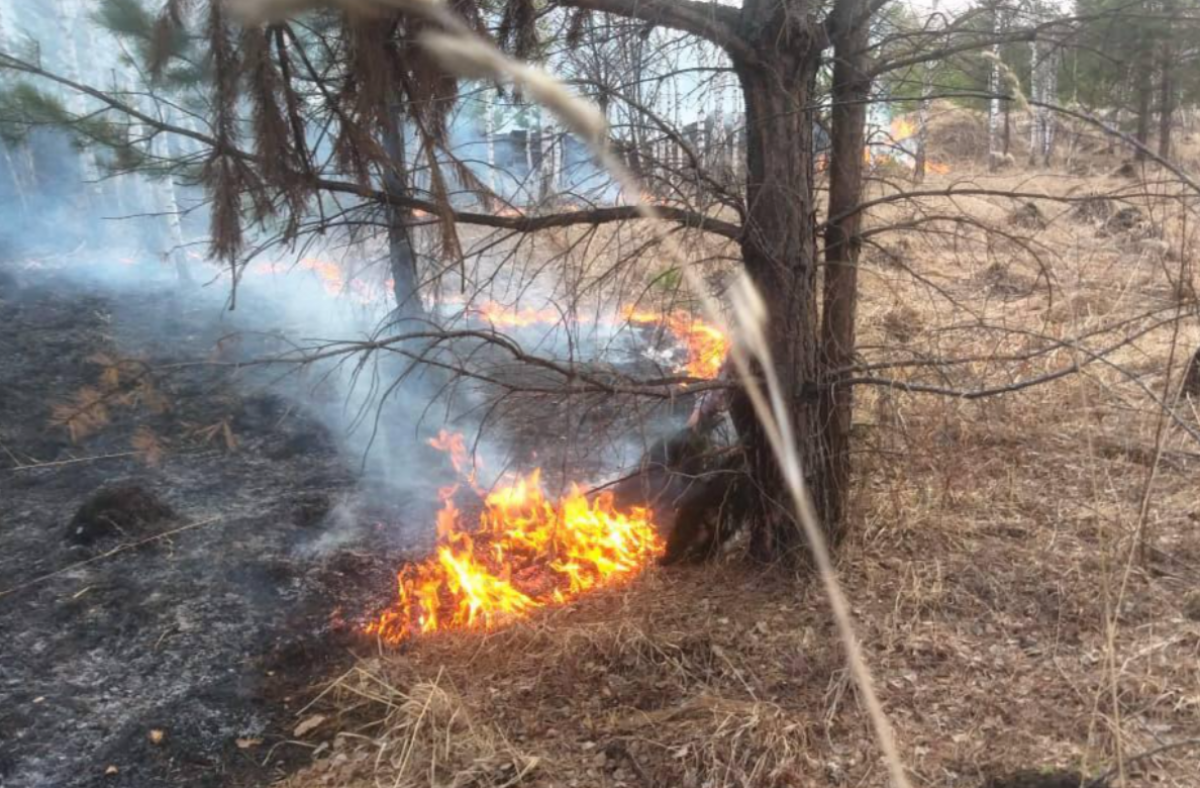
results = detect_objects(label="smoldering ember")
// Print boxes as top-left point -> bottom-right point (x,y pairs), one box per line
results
2,1 -> 1200,787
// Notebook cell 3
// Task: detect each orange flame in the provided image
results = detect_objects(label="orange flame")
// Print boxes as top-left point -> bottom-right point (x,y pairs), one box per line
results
366,459 -> 662,644
428,428 -> 482,492
890,116 -> 916,141
623,308 -> 729,379
473,300 -> 563,327
466,302 -> 728,378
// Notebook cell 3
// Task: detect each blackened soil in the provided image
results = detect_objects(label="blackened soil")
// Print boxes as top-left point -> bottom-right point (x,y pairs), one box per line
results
0,267 -> 419,788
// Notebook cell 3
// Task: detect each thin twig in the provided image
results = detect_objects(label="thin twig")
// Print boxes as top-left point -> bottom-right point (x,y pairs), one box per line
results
0,516 -> 225,600
6,452 -> 138,471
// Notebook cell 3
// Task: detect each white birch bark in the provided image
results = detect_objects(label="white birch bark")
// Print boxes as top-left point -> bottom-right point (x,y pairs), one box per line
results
914,0 -> 939,182
0,0 -> 31,212
539,116 -> 554,203
137,96 -> 191,281
54,0 -> 104,201
987,44 -> 1003,168
483,90 -> 497,198
985,0 -> 1007,170
713,71 -> 726,174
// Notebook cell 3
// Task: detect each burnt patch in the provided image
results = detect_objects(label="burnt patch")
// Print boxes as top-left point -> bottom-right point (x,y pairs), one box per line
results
1008,202 -> 1046,230
983,770 -> 1093,788
67,483 -> 175,545
1069,195 -> 1112,225
0,273 -> 392,788
291,492 -> 334,527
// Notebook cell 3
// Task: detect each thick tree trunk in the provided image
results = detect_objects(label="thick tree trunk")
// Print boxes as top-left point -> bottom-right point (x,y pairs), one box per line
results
820,0 -> 871,546
731,37 -> 826,561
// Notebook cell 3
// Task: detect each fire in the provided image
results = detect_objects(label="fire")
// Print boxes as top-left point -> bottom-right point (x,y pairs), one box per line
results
464,301 -> 728,379
298,257 -> 344,296
623,308 -> 729,379
890,116 -> 916,141
428,428 -> 481,490
620,189 -> 668,207
472,300 -> 563,327
366,453 -> 662,644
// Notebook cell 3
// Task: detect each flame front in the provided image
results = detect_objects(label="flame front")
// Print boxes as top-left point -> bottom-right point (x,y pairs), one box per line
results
623,308 -> 729,379
464,300 -> 730,380
367,459 -> 663,644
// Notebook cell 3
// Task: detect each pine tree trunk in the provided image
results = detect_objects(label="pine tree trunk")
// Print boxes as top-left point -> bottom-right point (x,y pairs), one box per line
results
820,0 -> 871,544
730,39 -> 828,561
381,107 -> 423,320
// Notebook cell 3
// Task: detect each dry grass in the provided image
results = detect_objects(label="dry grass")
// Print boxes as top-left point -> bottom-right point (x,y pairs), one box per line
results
278,117 -> 1200,787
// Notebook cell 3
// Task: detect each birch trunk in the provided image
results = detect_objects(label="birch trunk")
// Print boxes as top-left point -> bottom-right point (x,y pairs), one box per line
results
483,90 -> 497,201
912,0 -> 938,182
54,0 -> 104,203
986,3 -> 1003,171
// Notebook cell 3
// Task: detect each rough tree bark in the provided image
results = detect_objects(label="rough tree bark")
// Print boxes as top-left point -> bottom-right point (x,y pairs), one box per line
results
819,0 -> 871,546
381,101 -> 424,320
727,0 -> 828,560
558,0 -> 871,560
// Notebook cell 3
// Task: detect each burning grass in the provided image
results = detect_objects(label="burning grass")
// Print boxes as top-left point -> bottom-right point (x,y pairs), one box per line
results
287,160 -> 1200,788
366,431 -> 663,644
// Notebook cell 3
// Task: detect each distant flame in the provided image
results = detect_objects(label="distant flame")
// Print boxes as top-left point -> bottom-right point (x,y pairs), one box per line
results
366,438 -> 662,644
890,117 -> 916,141
463,300 -> 728,380
623,308 -> 729,380
472,300 -> 563,327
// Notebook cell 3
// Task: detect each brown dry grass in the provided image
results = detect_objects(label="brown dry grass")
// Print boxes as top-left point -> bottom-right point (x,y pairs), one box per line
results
279,136 -> 1200,788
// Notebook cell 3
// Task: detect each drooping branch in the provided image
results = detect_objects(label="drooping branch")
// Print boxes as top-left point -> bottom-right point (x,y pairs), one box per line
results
0,50 -> 742,241
322,177 -> 743,238
551,0 -> 756,63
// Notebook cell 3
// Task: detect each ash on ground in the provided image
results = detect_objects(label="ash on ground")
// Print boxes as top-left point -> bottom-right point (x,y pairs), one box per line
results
0,264 -> 437,788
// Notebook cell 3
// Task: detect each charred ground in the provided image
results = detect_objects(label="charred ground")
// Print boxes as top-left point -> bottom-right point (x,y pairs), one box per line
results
0,264 -> 422,788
